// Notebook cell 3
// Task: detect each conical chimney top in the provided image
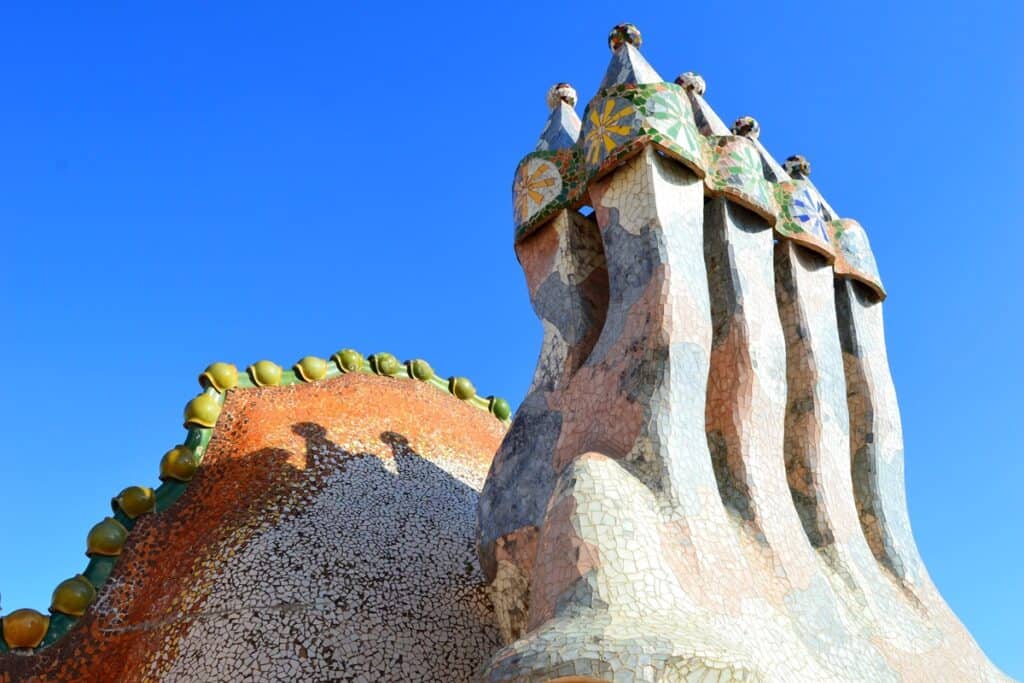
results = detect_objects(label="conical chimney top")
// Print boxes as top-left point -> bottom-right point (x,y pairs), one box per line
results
599,23 -> 661,90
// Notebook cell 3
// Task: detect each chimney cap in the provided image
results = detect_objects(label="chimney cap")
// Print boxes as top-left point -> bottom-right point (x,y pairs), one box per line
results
784,154 -> 812,178
674,71 -> 706,96
546,83 -> 578,110
608,23 -> 642,52
731,116 -> 761,140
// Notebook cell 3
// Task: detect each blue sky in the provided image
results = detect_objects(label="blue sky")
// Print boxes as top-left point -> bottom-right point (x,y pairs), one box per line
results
1,1 -> 1020,675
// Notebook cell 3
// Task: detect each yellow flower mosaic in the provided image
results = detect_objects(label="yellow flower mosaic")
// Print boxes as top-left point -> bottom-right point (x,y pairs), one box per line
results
583,98 -> 634,167
513,158 -> 562,225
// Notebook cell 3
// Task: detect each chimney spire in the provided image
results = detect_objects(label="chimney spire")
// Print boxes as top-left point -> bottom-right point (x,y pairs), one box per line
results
675,71 -> 730,135
599,23 -> 661,89
536,83 -> 581,152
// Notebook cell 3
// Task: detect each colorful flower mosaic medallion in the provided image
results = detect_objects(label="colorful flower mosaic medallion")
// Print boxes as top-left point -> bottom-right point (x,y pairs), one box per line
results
512,157 -> 563,227
706,136 -> 777,222
513,84 -> 708,239
779,181 -> 830,243
641,88 -> 702,163
582,97 -> 636,170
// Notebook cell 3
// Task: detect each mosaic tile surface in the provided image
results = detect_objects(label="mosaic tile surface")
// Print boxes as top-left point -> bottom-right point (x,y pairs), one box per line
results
831,218 -> 885,298
774,179 -> 835,258
481,23 -> 1008,683
0,20 -> 1008,683
0,374 -> 506,682
704,135 -> 779,222
509,31 -> 884,296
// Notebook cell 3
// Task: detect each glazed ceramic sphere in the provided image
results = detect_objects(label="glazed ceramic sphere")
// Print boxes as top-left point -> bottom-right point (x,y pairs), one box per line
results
86,518 -> 128,557
370,352 -> 401,377
546,83 -> 578,110
449,376 -> 476,401
333,348 -> 364,373
295,356 -> 329,382
608,23 -> 642,51
199,362 -> 238,392
50,575 -> 97,617
184,393 -> 221,428
2,608 -> 50,649
731,116 -> 760,139
407,359 -> 435,381
111,486 -> 156,519
488,396 -> 512,421
160,445 -> 198,482
674,71 -> 706,96
784,154 -> 812,178
248,360 -> 283,387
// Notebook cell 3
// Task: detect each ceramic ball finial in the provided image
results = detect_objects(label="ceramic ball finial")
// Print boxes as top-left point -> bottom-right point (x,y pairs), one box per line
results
784,154 -> 812,178
608,23 -> 642,51
546,82 -> 578,110
674,71 -> 706,96
731,116 -> 760,140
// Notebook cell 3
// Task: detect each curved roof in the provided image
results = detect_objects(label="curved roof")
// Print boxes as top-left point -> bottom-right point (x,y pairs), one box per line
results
0,350 -> 508,680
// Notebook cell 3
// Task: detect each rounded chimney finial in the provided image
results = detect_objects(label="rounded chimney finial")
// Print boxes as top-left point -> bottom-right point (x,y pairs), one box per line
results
784,154 -> 811,178
546,82 -> 578,110
731,116 -> 760,140
674,71 -> 706,96
608,23 -> 642,51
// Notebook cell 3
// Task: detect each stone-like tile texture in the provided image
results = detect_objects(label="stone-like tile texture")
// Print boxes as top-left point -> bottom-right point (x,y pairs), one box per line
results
1,24 -> 1007,683
835,278 -> 996,674
482,56 -> 1009,674
478,208 -> 608,630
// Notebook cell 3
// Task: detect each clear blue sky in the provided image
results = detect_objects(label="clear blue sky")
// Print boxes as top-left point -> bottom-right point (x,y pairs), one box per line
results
1,1 -> 1020,675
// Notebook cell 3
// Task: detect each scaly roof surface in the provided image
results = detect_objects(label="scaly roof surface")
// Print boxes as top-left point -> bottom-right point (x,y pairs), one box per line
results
0,349 -> 508,680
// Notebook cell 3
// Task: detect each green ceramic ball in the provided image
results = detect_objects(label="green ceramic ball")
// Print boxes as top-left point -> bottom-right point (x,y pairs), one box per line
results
449,376 -> 476,401
295,356 -> 328,382
333,348 -> 364,373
